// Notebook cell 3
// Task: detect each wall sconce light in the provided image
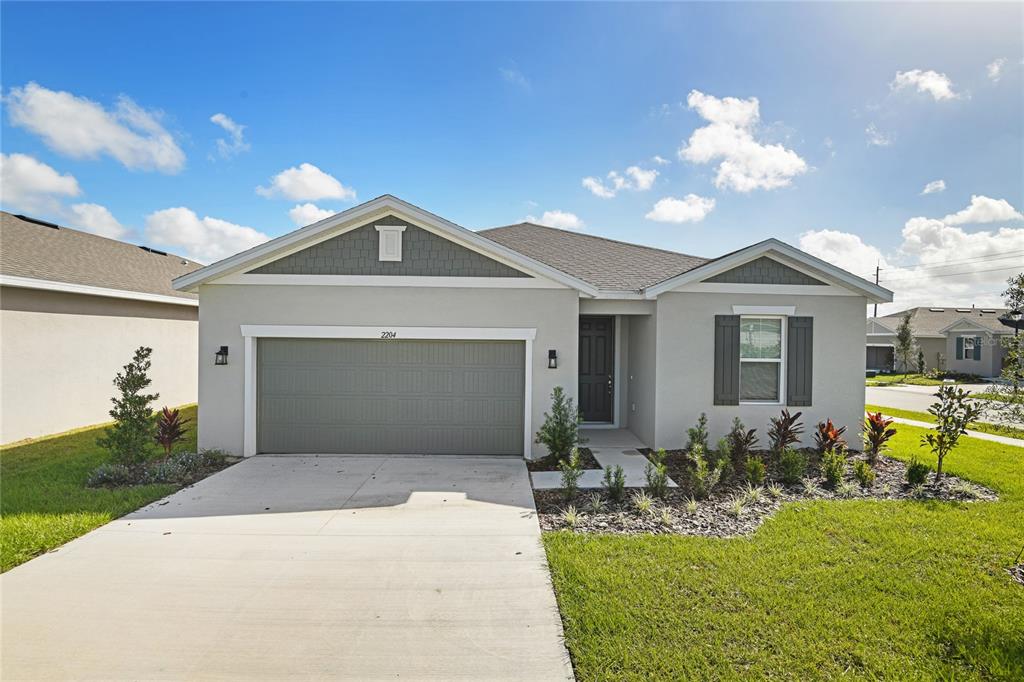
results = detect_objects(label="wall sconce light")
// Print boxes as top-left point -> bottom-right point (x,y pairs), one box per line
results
215,345 -> 229,365
548,349 -> 557,369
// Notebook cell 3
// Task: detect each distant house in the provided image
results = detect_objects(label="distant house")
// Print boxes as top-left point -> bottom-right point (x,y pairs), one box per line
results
0,212 -> 202,444
866,306 -> 1011,377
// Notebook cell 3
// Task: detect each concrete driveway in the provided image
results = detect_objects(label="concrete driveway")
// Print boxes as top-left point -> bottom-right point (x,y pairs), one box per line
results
1,456 -> 574,681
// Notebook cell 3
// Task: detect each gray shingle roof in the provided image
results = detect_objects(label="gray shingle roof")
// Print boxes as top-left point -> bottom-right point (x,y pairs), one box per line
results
0,212 -> 201,301
478,222 -> 710,291
872,306 -> 1011,336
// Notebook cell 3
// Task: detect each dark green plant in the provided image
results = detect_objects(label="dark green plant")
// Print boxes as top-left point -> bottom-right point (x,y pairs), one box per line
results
779,447 -> 808,485
686,413 -> 709,451
645,448 -> 670,498
853,460 -> 876,488
602,464 -> 626,502
895,310 -> 917,377
916,349 -> 926,375
821,448 -> 846,489
558,447 -> 583,501
727,417 -> 759,472
906,456 -> 930,486
745,457 -> 766,486
535,387 -> 584,461
97,346 -> 159,466
767,409 -> 803,454
154,406 -> 190,459
921,386 -> 984,479
689,444 -> 722,500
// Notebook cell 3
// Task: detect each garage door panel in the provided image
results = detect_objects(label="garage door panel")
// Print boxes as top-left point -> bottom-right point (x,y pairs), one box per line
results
257,339 -> 524,455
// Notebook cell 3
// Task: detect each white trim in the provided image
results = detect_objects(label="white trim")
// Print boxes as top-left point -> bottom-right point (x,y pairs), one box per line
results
238,324 -> 536,458
732,305 -> 795,316
0,274 -> 198,307
375,224 -> 406,262
173,195 -> 599,296
668,282 -> 858,297
214,273 -> 566,289
614,315 -> 622,427
738,314 -> 786,406
644,238 -> 892,302
938,318 -> 1003,335
866,331 -> 944,339
866,343 -> 895,348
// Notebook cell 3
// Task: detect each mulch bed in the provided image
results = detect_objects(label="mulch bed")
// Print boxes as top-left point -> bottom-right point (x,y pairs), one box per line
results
534,448 -> 996,537
526,447 -> 602,472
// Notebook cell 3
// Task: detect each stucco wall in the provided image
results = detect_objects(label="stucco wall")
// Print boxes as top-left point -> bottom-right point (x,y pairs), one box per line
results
945,331 -> 1004,377
654,292 -> 868,449
626,311 -> 657,446
0,287 -> 198,444
196,284 -> 579,458
867,335 -> 946,372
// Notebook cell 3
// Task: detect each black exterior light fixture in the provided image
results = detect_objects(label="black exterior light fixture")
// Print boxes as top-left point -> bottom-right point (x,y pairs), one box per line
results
999,309 -> 1024,337
215,345 -> 229,365
548,349 -> 558,369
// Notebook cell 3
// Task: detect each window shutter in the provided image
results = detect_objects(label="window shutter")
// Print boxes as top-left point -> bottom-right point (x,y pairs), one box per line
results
974,336 -> 982,361
787,317 -> 813,406
714,315 -> 740,405
955,336 -> 963,360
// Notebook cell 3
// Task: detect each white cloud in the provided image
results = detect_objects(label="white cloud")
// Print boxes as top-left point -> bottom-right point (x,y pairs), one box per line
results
678,90 -> 807,192
5,82 -> 185,173
890,69 -> 960,101
987,58 -> 1007,82
256,163 -> 356,202
67,203 -> 126,239
942,195 -> 1023,225
865,123 -> 893,147
500,65 -> 530,90
645,194 -> 716,224
0,152 -> 81,213
144,207 -> 270,264
526,210 -> 584,230
582,166 -> 658,198
288,203 -> 336,226
921,180 -> 946,195
210,113 -> 250,159
651,155 -> 670,166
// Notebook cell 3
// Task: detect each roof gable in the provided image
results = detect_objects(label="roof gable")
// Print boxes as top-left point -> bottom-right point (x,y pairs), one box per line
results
703,255 -> 827,286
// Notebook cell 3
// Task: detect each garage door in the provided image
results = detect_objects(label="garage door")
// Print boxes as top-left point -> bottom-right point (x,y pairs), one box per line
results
257,338 -> 525,455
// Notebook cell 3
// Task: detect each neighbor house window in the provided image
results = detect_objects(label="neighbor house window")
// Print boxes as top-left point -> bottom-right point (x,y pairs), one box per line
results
739,316 -> 784,402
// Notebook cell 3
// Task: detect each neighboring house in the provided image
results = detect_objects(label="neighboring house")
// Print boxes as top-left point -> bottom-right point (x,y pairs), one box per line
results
866,306 -> 1010,377
173,195 -> 892,458
0,212 -> 202,444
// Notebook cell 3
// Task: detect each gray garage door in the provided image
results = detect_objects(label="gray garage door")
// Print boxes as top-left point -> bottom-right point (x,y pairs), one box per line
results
257,338 -> 525,455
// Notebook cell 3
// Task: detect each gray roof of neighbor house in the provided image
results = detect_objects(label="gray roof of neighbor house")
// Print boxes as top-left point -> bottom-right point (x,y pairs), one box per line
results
479,222 -> 710,291
0,211 -> 202,301
871,306 -> 1011,336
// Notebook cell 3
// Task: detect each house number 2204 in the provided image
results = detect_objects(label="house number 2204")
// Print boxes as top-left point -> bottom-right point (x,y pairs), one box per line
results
380,330 -> 397,339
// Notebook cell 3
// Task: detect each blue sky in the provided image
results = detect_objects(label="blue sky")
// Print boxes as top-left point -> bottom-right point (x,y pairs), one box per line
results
1,2 -> 1021,312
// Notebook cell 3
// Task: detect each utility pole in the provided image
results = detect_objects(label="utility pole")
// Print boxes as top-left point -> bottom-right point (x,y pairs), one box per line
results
873,264 -> 881,317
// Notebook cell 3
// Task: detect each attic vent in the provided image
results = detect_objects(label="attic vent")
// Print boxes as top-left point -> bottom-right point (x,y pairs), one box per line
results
955,308 -> 971,313
139,246 -> 168,256
929,308 -> 945,312
375,224 -> 406,262
15,214 -> 60,229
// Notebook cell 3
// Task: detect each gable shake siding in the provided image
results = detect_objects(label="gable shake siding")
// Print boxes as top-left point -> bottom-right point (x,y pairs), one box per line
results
704,256 -> 826,286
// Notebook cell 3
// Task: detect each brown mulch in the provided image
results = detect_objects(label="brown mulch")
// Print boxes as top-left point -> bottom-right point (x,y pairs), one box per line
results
526,447 -> 601,472
534,449 -> 997,537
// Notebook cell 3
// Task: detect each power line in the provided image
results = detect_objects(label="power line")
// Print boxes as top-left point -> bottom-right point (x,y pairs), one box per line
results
879,264 -> 1024,284
856,250 -> 1024,279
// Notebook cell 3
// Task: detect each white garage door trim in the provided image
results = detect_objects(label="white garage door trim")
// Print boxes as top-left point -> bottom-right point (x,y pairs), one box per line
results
239,325 -> 537,457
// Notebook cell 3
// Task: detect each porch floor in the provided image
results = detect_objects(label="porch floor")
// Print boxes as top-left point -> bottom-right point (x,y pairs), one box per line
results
531,428 -> 678,490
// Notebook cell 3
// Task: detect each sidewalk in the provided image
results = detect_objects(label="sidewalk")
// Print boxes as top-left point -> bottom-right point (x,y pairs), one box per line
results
885,415 -> 1024,448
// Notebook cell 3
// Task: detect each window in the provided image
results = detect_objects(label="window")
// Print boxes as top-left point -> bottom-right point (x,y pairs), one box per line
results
739,316 -> 784,402
963,336 -> 976,353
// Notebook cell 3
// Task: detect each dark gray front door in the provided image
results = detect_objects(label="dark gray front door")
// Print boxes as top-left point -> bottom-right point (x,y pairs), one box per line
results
579,316 -> 615,422
257,338 -> 525,455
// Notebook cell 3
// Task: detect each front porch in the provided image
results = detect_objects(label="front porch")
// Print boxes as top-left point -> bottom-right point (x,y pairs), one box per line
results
530,428 -> 678,489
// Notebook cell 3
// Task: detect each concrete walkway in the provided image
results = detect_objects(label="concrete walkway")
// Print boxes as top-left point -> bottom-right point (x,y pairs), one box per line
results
531,428 -> 676,489
1,455 -> 574,681
885,415 -> 1024,448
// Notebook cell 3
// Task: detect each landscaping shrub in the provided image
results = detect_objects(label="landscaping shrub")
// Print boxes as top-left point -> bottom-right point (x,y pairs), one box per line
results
87,449 -> 231,488
631,490 -> 654,515
767,409 -> 804,454
712,437 -> 734,481
154,406 -> 190,459
645,448 -> 670,498
779,447 -> 808,485
558,448 -> 583,501
535,386 -> 584,461
906,456 -> 930,486
863,411 -> 897,464
727,418 -> 758,473
813,419 -> 847,454
921,385 -> 984,480
821,448 -> 846,489
745,456 -> 766,486
86,463 -> 139,488
686,413 -> 709,451
97,346 -> 159,466
689,444 -> 722,500
602,464 -> 626,502
560,505 -> 581,528
853,460 -> 876,488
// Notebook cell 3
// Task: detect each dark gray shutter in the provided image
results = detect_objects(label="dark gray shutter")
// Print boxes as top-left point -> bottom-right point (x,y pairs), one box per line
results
714,315 -> 740,405
955,337 -> 963,360
787,317 -> 813,406
974,336 -> 982,360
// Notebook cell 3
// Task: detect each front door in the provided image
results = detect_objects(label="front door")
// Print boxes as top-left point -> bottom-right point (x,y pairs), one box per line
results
579,316 -> 615,422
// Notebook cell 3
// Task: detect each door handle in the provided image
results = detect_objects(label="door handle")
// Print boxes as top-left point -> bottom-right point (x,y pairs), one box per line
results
607,375 -> 614,394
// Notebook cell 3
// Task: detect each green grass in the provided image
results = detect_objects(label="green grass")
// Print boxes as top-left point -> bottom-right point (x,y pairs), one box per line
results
1,405 -> 198,572
866,372 -> 980,387
865,403 -> 1024,441
544,426 -> 1024,680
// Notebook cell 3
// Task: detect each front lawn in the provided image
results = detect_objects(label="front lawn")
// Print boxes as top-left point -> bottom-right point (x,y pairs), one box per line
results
544,426 -> 1024,680
866,372 -> 979,386
865,402 -> 1024,441
0,405 -> 197,572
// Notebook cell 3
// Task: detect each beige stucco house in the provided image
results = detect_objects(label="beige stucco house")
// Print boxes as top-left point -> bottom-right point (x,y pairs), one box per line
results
174,195 -> 892,459
0,212 -> 201,444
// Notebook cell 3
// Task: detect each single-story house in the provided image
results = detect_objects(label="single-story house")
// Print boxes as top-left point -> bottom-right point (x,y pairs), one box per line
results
866,306 -> 1010,377
0,212 -> 201,444
173,195 -> 892,458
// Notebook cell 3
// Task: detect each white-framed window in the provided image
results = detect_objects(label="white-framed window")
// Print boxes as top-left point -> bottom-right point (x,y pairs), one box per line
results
962,336 -> 976,353
739,315 -> 785,403
375,224 -> 407,262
